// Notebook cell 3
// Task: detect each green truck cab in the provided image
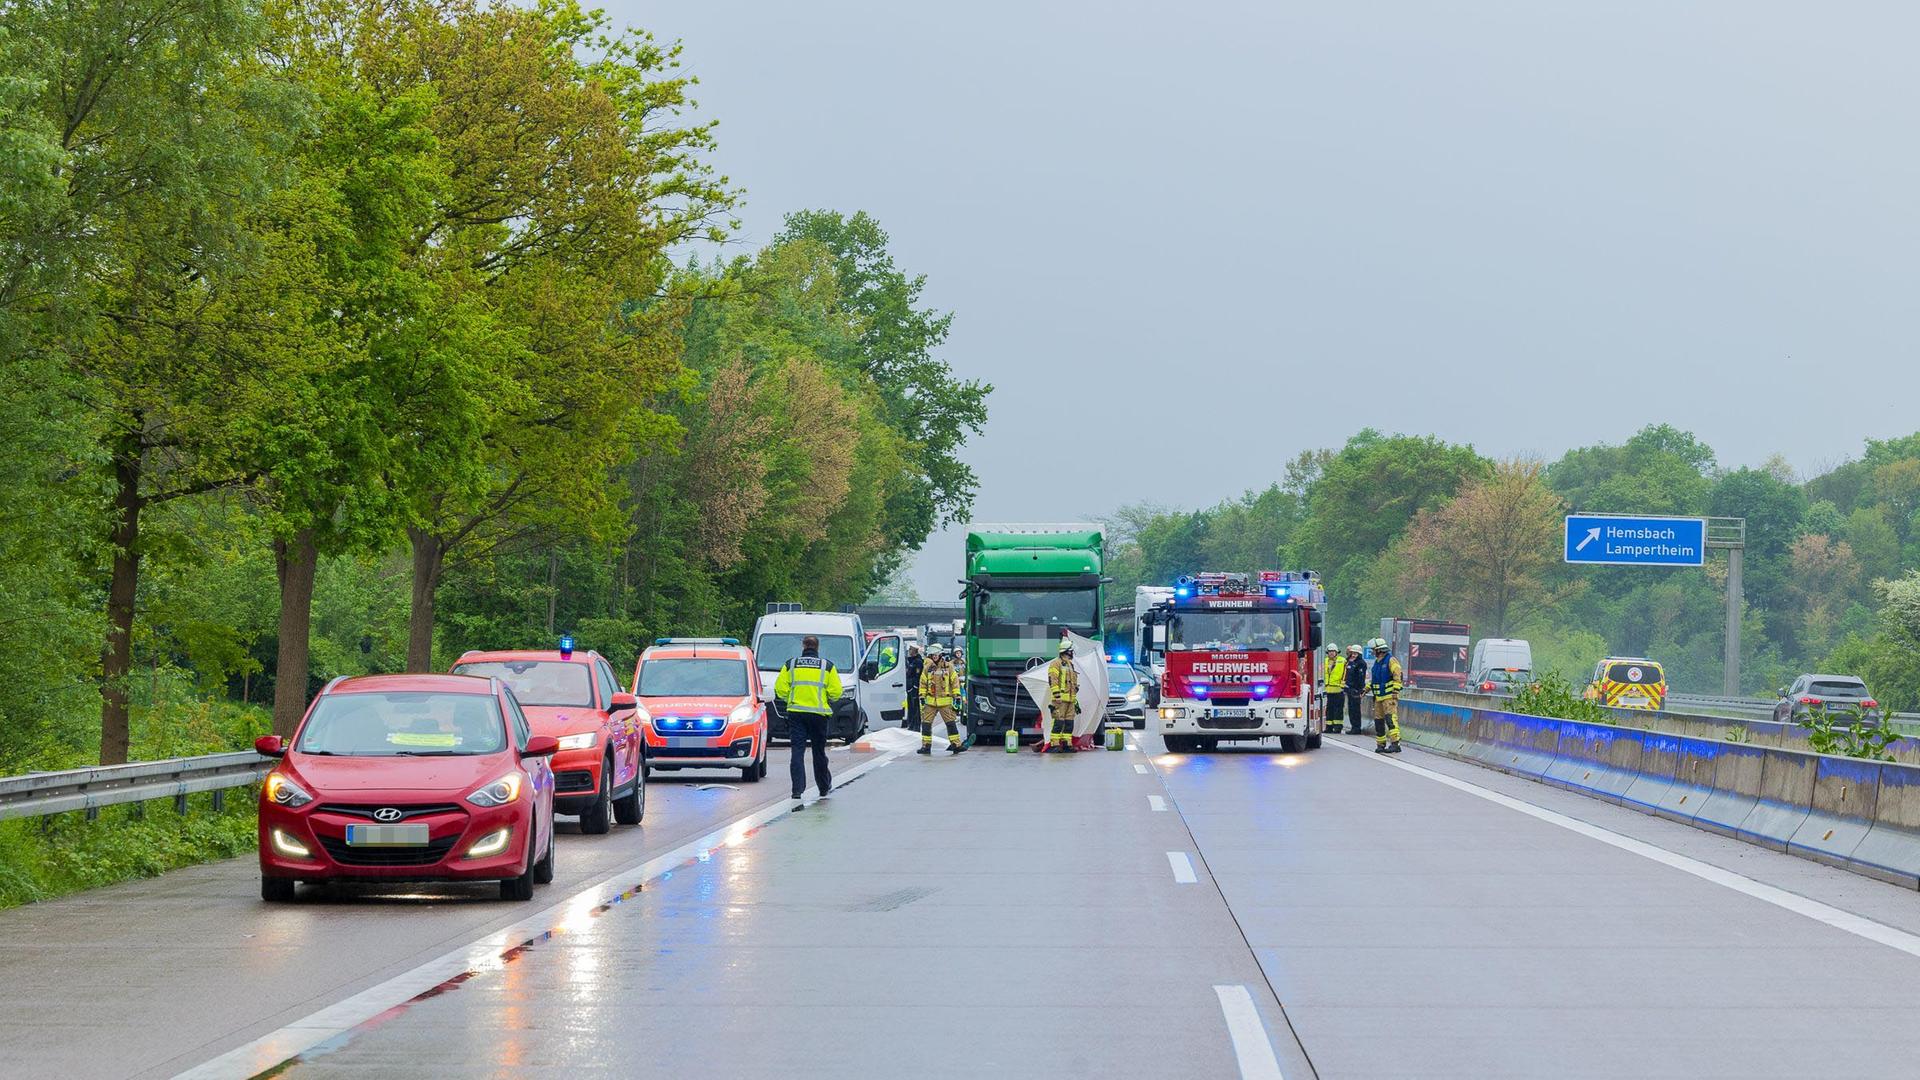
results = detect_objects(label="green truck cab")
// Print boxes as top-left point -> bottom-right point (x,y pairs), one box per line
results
960,524 -> 1105,741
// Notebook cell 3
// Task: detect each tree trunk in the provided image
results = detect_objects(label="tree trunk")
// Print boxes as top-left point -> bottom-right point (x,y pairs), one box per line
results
272,530 -> 319,738
545,549 -> 559,636
99,432 -> 144,765
406,526 -> 445,672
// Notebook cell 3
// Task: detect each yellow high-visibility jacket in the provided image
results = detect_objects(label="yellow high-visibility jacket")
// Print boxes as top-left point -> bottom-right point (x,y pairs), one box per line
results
775,655 -> 842,715
1325,654 -> 1346,691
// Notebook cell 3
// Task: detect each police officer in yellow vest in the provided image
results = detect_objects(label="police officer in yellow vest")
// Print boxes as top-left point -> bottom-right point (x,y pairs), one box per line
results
1042,638 -> 1080,753
917,645 -> 969,755
1322,644 -> 1346,733
775,635 -> 842,803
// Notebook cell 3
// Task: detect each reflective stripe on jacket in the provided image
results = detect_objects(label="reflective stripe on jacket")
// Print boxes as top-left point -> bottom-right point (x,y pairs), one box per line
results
775,655 -> 842,715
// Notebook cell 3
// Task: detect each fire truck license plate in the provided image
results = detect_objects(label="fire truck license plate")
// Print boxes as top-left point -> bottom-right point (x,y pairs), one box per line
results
1209,708 -> 1249,719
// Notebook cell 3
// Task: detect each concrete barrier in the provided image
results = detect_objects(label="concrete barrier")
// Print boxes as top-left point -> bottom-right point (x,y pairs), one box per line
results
1736,750 -> 1815,852
1397,694 -> 1920,892
1850,765 -> 1920,888
1620,731 -> 1677,814
1692,742 -> 1767,838
1652,736 -> 1720,826
1786,757 -> 1879,869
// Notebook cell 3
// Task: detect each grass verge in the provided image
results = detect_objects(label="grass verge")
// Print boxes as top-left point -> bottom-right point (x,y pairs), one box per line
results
0,790 -> 259,910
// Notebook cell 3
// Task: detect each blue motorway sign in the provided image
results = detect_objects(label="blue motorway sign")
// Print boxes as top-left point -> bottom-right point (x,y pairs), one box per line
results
1564,515 -> 1706,567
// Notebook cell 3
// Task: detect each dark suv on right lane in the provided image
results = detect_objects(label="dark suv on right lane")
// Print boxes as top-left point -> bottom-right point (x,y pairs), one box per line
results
1772,674 -> 1881,725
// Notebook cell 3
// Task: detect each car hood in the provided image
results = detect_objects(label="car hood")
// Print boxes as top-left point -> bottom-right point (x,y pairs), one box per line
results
517,704 -> 605,737
288,752 -> 508,794
643,695 -> 752,718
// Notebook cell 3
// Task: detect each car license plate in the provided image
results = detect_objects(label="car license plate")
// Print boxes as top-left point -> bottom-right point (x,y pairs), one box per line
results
667,736 -> 714,748
1618,695 -> 1647,708
1209,707 -> 1249,719
345,824 -> 429,846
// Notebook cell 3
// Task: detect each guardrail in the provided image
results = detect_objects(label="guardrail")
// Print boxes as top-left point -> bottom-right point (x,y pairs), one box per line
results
0,752 -> 271,822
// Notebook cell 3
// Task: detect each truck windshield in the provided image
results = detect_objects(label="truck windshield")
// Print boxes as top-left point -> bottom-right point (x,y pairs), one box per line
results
1169,611 -> 1296,651
976,589 -> 1099,636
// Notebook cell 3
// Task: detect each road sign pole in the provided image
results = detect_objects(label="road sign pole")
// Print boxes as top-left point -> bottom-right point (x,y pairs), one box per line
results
1723,545 -> 1743,697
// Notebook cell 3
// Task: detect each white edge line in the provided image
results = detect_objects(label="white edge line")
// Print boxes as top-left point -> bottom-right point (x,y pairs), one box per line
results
1148,795 -> 1167,812
175,750 -> 907,1079
1326,739 -> 1920,960
1213,984 -> 1286,1080
1166,850 -> 1198,884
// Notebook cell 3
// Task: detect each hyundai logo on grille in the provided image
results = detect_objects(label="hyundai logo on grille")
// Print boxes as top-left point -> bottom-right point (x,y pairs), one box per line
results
372,807 -> 405,823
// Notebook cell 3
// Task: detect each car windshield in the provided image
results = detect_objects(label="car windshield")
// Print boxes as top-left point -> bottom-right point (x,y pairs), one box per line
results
639,658 -> 750,697
1809,680 -> 1869,698
295,692 -> 506,756
1169,611 -> 1296,651
451,660 -> 593,707
755,633 -> 856,672
1484,669 -> 1530,685
1107,663 -> 1138,689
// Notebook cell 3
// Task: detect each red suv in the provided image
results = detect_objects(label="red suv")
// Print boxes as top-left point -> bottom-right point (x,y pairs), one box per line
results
255,673 -> 558,902
631,638 -> 769,782
452,645 -> 644,832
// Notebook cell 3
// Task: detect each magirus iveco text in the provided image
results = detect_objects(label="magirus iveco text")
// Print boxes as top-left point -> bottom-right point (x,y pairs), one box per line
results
1150,571 -> 1327,753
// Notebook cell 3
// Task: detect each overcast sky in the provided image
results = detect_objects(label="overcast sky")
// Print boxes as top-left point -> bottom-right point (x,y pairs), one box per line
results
621,1 -> 1920,596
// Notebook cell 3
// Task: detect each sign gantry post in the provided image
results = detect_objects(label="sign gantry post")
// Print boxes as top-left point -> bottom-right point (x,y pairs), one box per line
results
1563,514 -> 1747,696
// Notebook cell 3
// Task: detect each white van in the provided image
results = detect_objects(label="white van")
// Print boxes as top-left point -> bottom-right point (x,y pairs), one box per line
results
750,609 -> 887,744
1469,638 -> 1533,692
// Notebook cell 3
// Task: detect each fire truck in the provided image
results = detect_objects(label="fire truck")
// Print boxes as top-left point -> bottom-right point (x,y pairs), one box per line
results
1150,571 -> 1327,753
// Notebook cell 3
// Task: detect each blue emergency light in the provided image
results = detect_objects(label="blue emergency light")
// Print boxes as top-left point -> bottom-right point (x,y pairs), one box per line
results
558,635 -> 575,658
1110,651 -> 1129,663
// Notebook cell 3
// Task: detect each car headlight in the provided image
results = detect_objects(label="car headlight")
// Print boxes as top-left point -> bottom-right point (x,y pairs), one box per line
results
1160,707 -> 1186,720
270,828 -> 312,859
556,732 -> 598,751
729,704 -> 756,724
265,773 -> 313,808
466,773 -> 523,807
1125,686 -> 1144,703
465,827 -> 512,859
633,703 -> 651,724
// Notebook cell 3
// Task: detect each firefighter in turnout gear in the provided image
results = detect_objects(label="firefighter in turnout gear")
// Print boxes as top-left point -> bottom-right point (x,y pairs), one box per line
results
1042,638 -> 1080,753
1323,644 -> 1347,733
1368,638 -> 1403,753
775,635 -> 842,801
916,645 -> 968,755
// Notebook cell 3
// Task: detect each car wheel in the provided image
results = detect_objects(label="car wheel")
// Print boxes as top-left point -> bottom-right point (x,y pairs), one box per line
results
533,831 -> 555,884
1305,732 -> 1322,750
580,759 -> 613,835
1163,734 -> 1187,753
261,876 -> 296,903
741,751 -> 762,783
500,847 -> 537,901
613,754 -> 644,825
1280,734 -> 1304,753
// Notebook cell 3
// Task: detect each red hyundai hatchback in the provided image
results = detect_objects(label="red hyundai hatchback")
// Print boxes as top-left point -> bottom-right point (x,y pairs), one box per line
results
452,643 -> 644,833
255,673 -> 558,902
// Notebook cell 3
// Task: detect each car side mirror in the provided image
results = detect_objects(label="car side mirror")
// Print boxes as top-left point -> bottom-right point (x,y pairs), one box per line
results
860,661 -> 879,682
1776,687 -> 1789,698
609,691 -> 637,714
254,735 -> 286,758
523,735 -> 559,758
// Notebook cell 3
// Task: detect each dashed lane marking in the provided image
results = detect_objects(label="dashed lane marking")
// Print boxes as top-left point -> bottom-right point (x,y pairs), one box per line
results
1148,795 -> 1167,812
1134,763 -> 1150,774
1214,984 -> 1287,1080
1167,851 -> 1198,884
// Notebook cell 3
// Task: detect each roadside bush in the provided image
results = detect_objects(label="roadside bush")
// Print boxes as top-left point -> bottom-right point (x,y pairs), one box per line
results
0,793 -> 258,909
1505,671 -> 1615,726
1798,704 -> 1901,762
